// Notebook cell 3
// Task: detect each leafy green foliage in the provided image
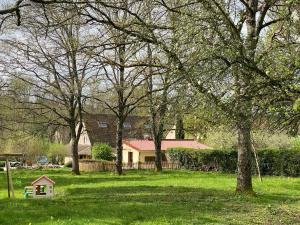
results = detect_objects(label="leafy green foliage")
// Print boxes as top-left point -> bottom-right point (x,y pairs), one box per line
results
258,148 -> 300,176
252,131 -> 294,149
203,126 -> 237,149
92,143 -> 115,161
1,136 -> 49,161
0,161 -> 5,167
48,143 -> 67,164
291,137 -> 300,149
168,148 -> 300,177
204,128 -> 297,150
168,148 -> 237,172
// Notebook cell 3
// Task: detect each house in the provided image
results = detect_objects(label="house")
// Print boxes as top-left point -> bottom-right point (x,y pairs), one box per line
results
122,139 -> 210,164
31,176 -> 55,198
64,113 -> 153,163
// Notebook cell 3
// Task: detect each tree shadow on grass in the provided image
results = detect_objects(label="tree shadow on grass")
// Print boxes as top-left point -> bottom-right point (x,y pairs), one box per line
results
2,173 -> 152,191
1,185 -> 299,225
0,186 -> 233,225
1,170 -> 300,224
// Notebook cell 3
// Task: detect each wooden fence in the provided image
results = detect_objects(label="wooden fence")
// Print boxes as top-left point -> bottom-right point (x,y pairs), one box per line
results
79,160 -> 181,172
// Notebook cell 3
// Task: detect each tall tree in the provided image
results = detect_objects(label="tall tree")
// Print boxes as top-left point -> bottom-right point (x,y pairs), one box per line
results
82,0 -> 293,194
146,44 -> 173,172
1,5 -> 94,174
88,1 -> 151,175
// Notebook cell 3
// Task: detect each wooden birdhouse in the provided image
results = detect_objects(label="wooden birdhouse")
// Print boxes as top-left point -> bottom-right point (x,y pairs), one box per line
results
31,176 -> 55,198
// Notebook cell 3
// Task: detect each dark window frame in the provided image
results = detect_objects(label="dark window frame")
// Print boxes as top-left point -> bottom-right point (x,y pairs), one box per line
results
98,122 -> 108,128
123,122 -> 132,129
144,156 -> 156,162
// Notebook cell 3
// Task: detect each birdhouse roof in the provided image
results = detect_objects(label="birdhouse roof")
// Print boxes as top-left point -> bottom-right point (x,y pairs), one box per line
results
32,176 -> 55,185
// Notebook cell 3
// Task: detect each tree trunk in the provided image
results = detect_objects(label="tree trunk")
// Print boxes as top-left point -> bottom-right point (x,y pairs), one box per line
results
175,114 -> 185,139
236,119 -> 254,195
69,120 -> 82,175
70,136 -> 80,175
115,118 -> 123,175
154,135 -> 163,172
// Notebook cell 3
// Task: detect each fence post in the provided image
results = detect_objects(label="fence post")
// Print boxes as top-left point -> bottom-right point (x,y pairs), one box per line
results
5,158 -> 10,198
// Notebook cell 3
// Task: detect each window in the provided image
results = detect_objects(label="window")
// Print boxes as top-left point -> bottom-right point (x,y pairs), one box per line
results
35,185 -> 47,195
123,122 -> 132,129
145,156 -> 156,162
144,124 -> 152,129
98,122 -> 108,128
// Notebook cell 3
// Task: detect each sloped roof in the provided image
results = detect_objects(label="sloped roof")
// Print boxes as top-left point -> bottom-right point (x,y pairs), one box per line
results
32,176 -> 55,185
123,139 -> 210,151
84,113 -> 151,147
66,144 -> 91,156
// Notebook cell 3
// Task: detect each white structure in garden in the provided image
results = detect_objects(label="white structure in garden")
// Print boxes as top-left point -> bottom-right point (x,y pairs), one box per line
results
31,176 -> 55,198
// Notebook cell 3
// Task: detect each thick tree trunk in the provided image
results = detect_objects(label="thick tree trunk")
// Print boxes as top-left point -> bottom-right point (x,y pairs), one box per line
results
70,136 -> 80,175
234,0 -> 257,195
154,135 -> 163,172
69,120 -> 82,175
236,119 -> 254,195
115,119 -> 123,175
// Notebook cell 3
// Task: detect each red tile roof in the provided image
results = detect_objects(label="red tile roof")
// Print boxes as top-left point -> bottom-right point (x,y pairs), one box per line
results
123,139 -> 210,151
66,144 -> 91,156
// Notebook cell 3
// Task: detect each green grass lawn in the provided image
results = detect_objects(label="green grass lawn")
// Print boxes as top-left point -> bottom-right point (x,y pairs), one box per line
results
0,169 -> 299,225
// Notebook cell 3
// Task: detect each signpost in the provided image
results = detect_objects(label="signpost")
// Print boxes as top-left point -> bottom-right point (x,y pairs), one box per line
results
0,153 -> 23,199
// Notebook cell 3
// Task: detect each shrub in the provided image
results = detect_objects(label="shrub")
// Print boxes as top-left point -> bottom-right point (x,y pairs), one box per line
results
168,148 -> 237,172
258,148 -> 300,177
92,143 -> 115,161
0,161 -> 5,167
3,137 -> 49,162
204,128 -> 295,150
291,136 -> 300,150
48,143 -> 67,164
168,148 -> 300,177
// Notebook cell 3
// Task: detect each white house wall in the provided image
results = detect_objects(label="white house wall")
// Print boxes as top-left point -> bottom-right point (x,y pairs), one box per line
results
32,179 -> 54,198
122,144 -> 169,163
64,157 -> 72,164
139,151 -> 157,162
165,125 -> 176,139
77,123 -> 91,146
123,144 -> 140,163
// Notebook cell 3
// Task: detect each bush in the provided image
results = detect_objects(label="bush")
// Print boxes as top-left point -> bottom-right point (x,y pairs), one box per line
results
168,148 -> 300,177
64,161 -> 72,168
48,143 -> 67,164
0,161 -> 5,167
258,148 -> 300,177
92,143 -> 115,161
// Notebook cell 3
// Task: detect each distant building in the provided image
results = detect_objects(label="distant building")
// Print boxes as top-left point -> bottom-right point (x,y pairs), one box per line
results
64,113 -> 153,163
123,139 -> 210,164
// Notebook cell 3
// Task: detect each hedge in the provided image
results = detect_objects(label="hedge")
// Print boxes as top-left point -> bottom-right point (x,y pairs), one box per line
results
92,143 -> 115,161
0,161 -> 5,167
168,148 -> 300,177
